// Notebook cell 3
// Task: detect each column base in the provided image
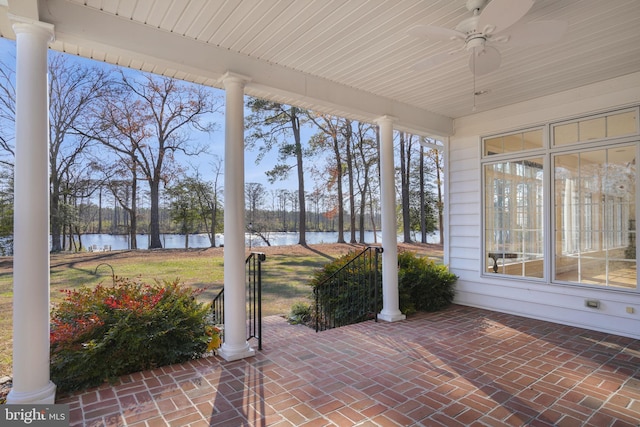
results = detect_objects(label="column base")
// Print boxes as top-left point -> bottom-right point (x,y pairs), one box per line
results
218,343 -> 256,362
377,311 -> 406,323
6,380 -> 56,404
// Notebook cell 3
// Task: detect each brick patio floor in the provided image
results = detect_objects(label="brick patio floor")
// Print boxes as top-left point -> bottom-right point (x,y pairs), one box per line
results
57,305 -> 640,426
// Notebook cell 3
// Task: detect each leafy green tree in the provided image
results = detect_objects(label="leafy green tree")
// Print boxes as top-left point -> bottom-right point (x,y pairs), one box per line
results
194,161 -> 224,247
245,98 -> 309,245
166,178 -> 205,248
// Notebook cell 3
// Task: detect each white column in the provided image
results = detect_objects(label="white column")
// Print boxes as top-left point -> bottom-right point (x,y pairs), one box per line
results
7,17 -> 57,404
218,72 -> 255,362
376,116 -> 405,322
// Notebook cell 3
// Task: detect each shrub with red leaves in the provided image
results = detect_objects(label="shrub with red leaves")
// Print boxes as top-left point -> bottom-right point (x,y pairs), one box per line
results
50,277 -> 210,393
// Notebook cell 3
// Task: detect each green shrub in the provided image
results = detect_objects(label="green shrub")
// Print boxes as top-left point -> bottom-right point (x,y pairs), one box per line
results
50,278 -> 210,393
288,301 -> 312,325
310,250 -> 382,329
308,250 -> 457,326
398,251 -> 457,314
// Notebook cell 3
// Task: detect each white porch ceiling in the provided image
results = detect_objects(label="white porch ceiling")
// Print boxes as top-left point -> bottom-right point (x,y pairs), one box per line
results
1,0 -> 640,138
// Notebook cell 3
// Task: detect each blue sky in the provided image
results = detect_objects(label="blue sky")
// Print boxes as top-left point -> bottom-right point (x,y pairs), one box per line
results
0,37 -> 301,194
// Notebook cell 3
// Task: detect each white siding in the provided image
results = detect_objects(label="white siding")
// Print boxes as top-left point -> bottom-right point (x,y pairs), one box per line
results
447,72 -> 640,339
447,136 -> 481,279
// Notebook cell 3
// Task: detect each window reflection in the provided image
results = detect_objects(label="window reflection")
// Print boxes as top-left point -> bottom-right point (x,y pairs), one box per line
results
485,158 -> 544,277
554,146 -> 636,288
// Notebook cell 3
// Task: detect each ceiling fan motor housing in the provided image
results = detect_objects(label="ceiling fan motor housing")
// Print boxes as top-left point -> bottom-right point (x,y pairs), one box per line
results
456,16 -> 487,51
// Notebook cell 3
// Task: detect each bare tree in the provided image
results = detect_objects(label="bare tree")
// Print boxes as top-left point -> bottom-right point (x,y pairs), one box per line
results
83,72 -> 219,248
307,114 -> 347,243
123,73 -> 218,248
424,145 -> 444,244
0,62 -> 15,250
245,182 -> 266,225
274,189 -> 289,231
245,182 -> 270,246
1,54 -> 112,251
0,62 -> 15,168
398,132 -> 416,243
341,119 -> 357,243
353,122 -> 378,243
48,54 -> 113,252
81,82 -> 148,248
202,158 -> 224,247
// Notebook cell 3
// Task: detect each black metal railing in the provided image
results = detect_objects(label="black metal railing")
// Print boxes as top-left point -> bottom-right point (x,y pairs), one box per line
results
246,252 -> 265,350
211,252 -> 265,350
212,288 -> 224,325
313,246 -> 383,332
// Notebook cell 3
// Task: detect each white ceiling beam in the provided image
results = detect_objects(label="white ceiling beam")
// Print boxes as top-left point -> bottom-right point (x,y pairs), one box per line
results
8,0 -> 38,20
38,0 -> 453,137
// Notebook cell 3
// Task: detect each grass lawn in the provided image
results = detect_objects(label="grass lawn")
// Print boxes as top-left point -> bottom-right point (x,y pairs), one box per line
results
0,242 -> 442,379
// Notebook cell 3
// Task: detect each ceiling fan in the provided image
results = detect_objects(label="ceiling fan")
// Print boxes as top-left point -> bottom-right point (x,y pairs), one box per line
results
410,0 -> 568,76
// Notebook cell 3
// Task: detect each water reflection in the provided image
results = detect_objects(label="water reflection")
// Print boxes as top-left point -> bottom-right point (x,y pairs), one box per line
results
75,231 -> 439,251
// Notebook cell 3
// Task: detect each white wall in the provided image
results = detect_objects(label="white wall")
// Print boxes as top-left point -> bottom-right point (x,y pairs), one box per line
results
447,72 -> 640,339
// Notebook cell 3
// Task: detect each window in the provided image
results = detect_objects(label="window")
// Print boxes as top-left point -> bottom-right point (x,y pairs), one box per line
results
484,158 -> 544,277
484,128 -> 543,156
482,107 -> 638,290
553,109 -> 638,146
554,146 -> 636,288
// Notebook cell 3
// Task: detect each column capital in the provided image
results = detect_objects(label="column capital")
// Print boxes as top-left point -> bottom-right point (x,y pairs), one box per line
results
219,72 -> 252,88
9,14 -> 55,42
375,115 -> 396,126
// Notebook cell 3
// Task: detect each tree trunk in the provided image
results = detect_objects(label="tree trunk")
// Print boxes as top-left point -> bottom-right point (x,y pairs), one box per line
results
210,201 -> 217,247
129,176 -> 138,249
332,134 -> 345,244
50,181 -> 62,252
434,149 -> 444,245
369,192 -> 378,243
344,120 -> 356,244
358,188 -> 366,244
420,145 -> 427,244
400,133 -> 412,243
149,178 -> 163,248
97,186 -> 103,234
292,109 -> 307,246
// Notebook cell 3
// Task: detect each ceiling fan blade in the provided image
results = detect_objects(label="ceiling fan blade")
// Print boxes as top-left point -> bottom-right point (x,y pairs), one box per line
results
469,45 -> 501,76
408,24 -> 465,42
477,0 -> 534,34
501,21 -> 568,46
413,49 -> 463,71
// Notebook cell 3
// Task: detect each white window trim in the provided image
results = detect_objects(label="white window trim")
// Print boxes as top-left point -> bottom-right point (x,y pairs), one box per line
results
480,106 -> 639,292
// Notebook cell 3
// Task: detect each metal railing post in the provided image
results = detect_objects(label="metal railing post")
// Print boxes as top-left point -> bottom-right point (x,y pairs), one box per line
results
212,251 -> 265,350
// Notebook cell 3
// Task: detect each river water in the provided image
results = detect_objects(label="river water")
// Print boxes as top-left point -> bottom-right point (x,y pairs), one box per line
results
77,231 -> 439,251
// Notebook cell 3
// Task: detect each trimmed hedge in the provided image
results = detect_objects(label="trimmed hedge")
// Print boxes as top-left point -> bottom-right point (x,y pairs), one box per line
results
397,251 -> 457,315
309,250 -> 457,326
